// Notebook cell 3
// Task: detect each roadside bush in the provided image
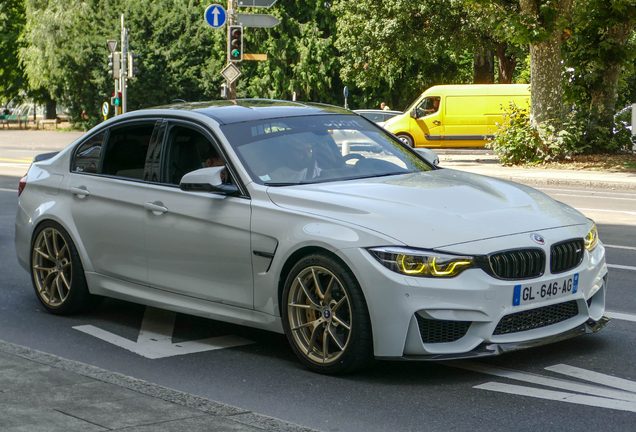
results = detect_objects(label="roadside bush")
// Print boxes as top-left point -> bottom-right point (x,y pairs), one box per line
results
488,102 -> 635,165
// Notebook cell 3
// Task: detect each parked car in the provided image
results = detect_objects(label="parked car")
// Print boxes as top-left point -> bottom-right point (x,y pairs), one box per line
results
354,109 -> 402,127
15,99 -> 608,374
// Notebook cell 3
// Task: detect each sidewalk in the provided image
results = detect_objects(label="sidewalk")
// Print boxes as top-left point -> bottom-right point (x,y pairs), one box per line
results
437,150 -> 636,191
0,340 -> 317,432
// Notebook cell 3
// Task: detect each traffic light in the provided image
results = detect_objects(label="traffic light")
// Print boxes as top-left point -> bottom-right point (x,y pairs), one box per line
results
108,52 -> 121,79
111,92 -> 122,107
127,51 -> 140,78
228,26 -> 243,62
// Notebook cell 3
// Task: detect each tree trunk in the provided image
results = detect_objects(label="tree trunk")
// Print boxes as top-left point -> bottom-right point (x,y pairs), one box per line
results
528,33 -> 563,127
496,43 -> 517,84
474,46 -> 494,84
588,22 -> 636,133
520,0 -> 573,128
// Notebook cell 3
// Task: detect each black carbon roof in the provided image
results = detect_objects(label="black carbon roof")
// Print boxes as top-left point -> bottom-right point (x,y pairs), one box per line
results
151,99 -> 355,125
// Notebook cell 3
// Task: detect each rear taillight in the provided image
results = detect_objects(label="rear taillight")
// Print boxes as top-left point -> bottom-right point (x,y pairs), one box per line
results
18,175 -> 27,197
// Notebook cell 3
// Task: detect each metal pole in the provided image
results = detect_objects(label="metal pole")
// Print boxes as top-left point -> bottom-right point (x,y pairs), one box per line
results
121,14 -> 128,114
227,0 -> 237,100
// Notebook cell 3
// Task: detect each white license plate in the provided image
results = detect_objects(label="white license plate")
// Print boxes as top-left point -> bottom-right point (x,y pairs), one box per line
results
512,273 -> 579,306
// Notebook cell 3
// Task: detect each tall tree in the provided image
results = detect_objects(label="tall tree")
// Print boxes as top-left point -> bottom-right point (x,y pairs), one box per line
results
565,0 -> 636,134
468,0 -> 574,128
0,0 -> 27,104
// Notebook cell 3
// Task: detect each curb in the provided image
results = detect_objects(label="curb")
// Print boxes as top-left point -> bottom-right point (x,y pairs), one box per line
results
485,174 -> 636,191
0,340 -> 320,432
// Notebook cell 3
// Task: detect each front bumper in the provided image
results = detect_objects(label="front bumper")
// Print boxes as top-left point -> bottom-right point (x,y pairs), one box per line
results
339,233 -> 608,359
380,315 -> 610,361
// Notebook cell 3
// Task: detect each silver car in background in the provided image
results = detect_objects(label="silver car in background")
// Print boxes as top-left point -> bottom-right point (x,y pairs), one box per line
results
15,100 -> 609,374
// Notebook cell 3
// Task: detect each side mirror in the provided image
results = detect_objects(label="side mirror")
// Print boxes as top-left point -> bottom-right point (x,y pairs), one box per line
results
410,108 -> 418,119
179,166 -> 239,195
414,148 -> 440,166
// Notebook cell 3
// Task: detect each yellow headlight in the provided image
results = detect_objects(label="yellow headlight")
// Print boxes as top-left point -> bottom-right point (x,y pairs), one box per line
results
584,223 -> 598,251
395,254 -> 474,277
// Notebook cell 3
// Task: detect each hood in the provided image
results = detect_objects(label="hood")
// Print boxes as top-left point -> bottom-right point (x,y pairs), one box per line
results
266,169 -> 586,249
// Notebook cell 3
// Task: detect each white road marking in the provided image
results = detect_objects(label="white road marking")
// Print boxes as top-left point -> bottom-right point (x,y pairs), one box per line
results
545,364 -> 636,394
450,362 -> 636,402
456,362 -> 636,412
74,306 -> 254,359
607,264 -> 636,271
556,193 -> 636,201
605,244 -> 636,251
575,207 -> 636,216
538,187 -> 636,196
0,188 -> 17,193
606,311 -> 636,323
475,382 -> 636,413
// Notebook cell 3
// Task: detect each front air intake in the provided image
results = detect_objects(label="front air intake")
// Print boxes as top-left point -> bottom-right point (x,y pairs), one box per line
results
416,315 -> 471,343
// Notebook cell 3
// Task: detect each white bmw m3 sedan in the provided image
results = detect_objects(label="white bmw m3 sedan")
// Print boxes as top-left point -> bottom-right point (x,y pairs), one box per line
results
15,100 -> 609,374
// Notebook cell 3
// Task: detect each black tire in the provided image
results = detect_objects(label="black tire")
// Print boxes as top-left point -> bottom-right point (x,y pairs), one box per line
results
30,221 -> 99,315
282,253 -> 374,374
396,133 -> 414,148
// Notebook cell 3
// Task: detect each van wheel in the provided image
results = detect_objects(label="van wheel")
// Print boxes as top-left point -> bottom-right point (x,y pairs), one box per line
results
397,134 -> 414,147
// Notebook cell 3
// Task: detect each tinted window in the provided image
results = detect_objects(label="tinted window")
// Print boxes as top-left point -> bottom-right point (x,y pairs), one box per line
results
163,125 -> 225,185
101,123 -> 154,179
360,112 -> 385,122
221,115 -> 433,186
72,132 -> 105,173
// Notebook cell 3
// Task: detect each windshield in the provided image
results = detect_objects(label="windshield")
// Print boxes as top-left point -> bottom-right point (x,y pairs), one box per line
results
221,114 -> 434,186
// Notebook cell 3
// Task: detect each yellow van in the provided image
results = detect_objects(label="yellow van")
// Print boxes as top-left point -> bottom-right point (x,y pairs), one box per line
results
383,84 -> 530,148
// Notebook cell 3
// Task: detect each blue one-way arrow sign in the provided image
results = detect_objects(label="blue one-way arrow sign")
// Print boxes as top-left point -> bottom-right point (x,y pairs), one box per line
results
204,4 -> 227,29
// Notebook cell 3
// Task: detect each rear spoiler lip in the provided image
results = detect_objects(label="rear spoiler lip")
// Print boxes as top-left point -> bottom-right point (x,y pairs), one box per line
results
33,151 -> 60,163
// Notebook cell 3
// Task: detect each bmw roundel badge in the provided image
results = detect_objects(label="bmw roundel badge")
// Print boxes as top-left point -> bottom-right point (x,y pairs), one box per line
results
530,233 -> 545,245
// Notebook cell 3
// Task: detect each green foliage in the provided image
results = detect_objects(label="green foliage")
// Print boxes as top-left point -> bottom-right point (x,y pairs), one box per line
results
0,0 -> 27,104
489,102 -> 635,166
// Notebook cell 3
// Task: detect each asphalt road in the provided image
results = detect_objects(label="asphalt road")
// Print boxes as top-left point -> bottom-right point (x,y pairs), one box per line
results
1,131 -> 635,432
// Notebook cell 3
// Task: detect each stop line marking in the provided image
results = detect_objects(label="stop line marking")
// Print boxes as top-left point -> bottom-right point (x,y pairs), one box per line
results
575,207 -> 636,216
452,361 -> 636,413
606,311 -> 636,323
0,188 -> 17,193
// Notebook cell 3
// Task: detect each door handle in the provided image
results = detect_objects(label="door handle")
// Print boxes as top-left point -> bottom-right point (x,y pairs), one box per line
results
70,187 -> 90,198
144,202 -> 168,214
432,120 -> 441,125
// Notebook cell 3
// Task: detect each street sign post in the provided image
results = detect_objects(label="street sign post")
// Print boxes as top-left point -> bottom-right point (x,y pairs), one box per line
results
236,0 -> 278,7
102,102 -> 109,121
221,63 -> 242,84
236,13 -> 280,28
343,86 -> 349,109
204,4 -> 227,29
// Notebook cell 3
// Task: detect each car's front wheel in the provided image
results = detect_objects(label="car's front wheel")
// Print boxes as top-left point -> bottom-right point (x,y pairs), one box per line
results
31,221 -> 98,315
396,133 -> 414,147
282,254 -> 374,374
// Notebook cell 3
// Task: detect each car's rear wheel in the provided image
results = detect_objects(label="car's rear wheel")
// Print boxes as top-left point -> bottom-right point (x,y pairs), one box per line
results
31,221 -> 97,315
396,133 -> 414,147
282,254 -> 374,374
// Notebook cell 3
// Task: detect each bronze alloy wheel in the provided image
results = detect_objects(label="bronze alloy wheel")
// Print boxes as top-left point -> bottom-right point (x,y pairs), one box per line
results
287,265 -> 353,364
32,227 -> 73,307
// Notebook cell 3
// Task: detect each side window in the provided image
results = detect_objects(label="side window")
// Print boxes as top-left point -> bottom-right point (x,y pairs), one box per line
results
101,123 -> 155,180
163,125 -> 226,185
72,132 -> 105,173
416,97 -> 441,117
